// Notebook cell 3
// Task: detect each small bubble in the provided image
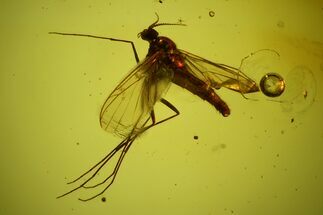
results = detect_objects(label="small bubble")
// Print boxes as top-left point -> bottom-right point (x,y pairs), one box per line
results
276,153 -> 280,157
281,130 -> 285,134
198,15 -> 202,19
83,72 -> 87,76
260,73 -> 285,97
98,77 -> 102,80
209,10 -> 215,17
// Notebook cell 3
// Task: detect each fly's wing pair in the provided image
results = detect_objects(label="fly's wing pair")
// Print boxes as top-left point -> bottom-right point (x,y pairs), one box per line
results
100,49 -> 260,138
100,51 -> 174,138
179,50 -> 260,94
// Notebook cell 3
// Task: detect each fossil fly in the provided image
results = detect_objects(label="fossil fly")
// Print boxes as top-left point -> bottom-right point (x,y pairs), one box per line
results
51,15 -> 260,201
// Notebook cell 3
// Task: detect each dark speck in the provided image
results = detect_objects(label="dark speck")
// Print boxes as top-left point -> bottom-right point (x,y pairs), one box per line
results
303,90 -> 308,99
101,197 -> 106,202
291,118 -> 294,123
193,135 -> 198,140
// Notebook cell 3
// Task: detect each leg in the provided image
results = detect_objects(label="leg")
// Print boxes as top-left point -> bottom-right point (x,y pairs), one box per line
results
145,98 -> 180,132
57,135 -> 137,201
238,49 -> 280,100
49,32 -> 140,63
56,99 -> 179,201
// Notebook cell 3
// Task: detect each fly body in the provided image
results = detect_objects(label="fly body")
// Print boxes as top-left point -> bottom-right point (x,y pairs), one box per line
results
51,14 -> 262,201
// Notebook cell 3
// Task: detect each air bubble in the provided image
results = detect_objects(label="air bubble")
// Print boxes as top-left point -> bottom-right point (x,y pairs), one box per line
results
209,11 -> 215,17
260,73 -> 285,97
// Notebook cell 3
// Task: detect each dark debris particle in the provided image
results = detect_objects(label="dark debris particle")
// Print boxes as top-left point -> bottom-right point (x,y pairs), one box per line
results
193,135 -> 198,140
303,90 -> 308,98
101,197 -> 106,202
291,118 -> 294,123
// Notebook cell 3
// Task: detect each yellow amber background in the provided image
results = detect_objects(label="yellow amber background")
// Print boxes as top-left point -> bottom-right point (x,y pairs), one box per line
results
1,0 -> 322,214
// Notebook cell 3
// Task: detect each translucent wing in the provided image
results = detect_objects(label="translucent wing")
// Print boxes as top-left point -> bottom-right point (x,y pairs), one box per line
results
100,51 -> 174,138
179,49 -> 259,94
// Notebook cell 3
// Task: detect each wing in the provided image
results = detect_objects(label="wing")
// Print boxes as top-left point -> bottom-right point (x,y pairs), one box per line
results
100,51 -> 174,138
179,49 -> 259,94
